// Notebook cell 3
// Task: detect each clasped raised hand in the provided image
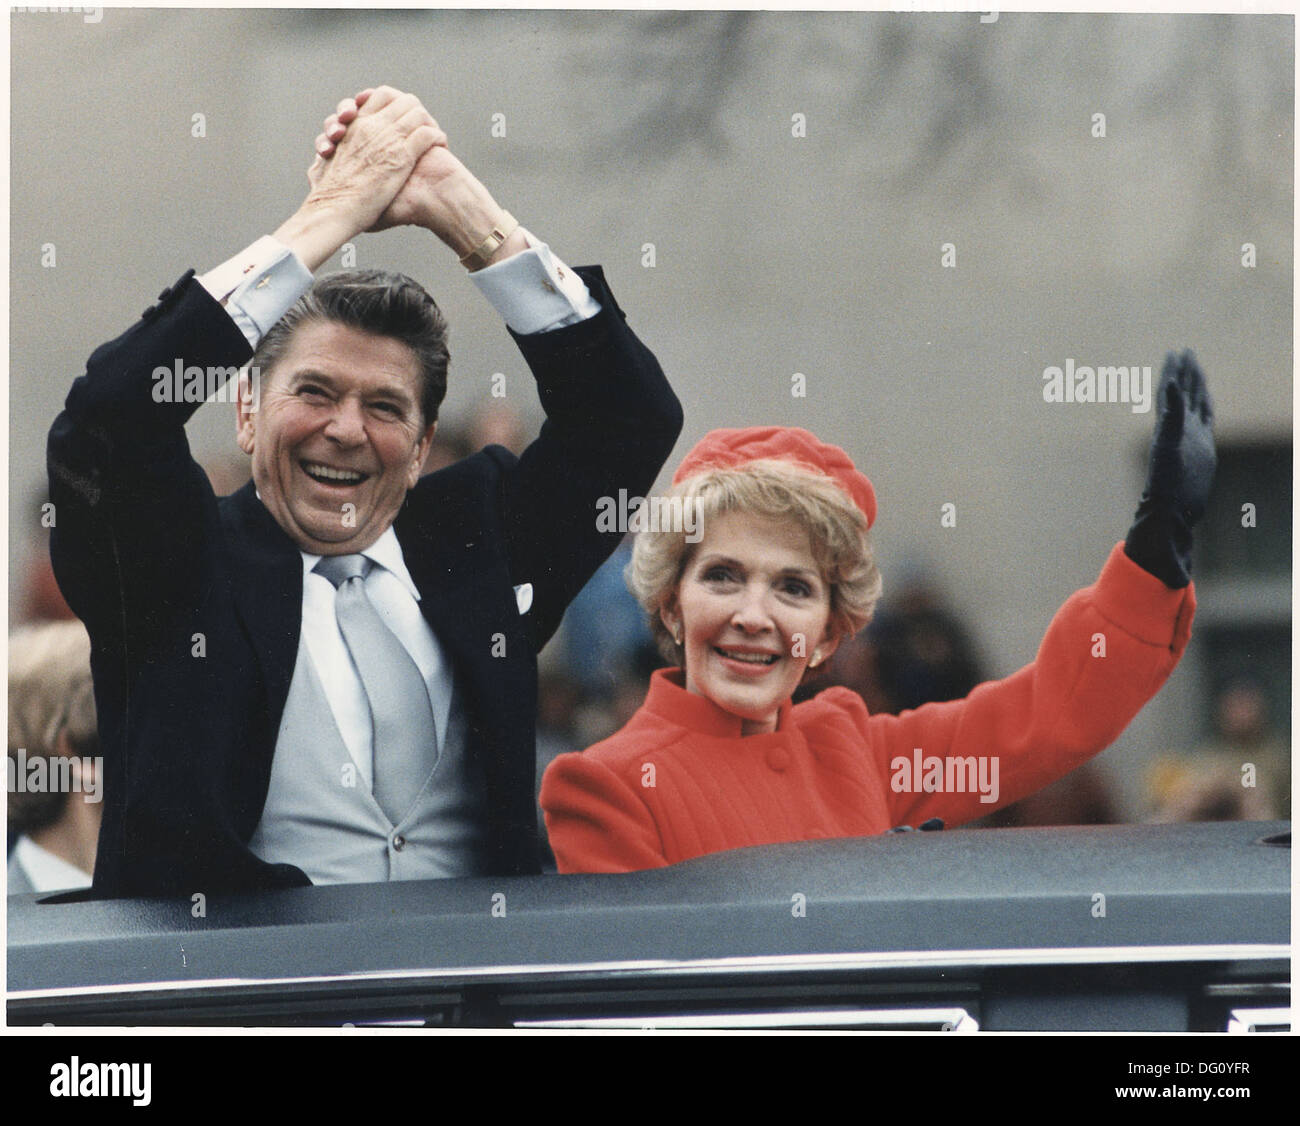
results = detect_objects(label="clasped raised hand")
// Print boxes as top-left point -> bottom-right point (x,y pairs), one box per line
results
311,89 -> 505,254
302,86 -> 445,235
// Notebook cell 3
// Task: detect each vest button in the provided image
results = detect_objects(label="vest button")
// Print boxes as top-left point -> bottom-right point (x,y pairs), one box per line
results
392,834 -> 406,851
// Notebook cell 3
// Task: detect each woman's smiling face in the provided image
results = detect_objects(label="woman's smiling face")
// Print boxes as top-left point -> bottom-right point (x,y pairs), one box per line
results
663,510 -> 839,735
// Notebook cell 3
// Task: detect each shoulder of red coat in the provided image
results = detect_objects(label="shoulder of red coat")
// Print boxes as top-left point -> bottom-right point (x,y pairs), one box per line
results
792,685 -> 872,734
559,707 -> 695,774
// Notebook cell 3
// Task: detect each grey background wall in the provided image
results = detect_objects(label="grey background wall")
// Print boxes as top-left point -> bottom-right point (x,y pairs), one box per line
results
9,8 -> 1292,816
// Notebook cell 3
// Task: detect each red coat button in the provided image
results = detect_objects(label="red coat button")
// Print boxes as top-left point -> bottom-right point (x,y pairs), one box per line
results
766,747 -> 790,772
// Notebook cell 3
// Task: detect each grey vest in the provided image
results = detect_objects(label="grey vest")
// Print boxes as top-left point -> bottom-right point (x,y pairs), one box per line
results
248,635 -> 491,883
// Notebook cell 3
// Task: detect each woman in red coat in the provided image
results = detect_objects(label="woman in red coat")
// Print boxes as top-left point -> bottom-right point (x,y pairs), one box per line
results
541,354 -> 1214,873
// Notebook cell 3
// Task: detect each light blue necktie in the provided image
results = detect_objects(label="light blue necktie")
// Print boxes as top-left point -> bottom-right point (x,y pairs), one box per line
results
314,554 -> 437,824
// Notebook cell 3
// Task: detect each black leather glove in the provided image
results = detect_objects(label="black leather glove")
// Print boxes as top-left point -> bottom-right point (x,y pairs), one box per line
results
1123,350 -> 1216,588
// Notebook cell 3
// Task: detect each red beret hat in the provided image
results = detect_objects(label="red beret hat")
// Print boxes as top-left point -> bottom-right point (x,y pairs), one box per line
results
672,426 -> 877,529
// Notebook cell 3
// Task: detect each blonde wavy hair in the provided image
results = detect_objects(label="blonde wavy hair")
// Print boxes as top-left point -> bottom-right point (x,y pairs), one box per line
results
7,619 -> 98,833
628,459 -> 883,665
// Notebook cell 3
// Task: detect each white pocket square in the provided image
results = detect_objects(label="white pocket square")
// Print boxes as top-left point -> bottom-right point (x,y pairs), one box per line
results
513,583 -> 534,615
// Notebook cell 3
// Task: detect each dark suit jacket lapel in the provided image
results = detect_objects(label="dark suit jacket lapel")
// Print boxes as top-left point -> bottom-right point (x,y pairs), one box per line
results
219,481 -> 303,728
394,486 -> 534,831
394,498 -> 528,692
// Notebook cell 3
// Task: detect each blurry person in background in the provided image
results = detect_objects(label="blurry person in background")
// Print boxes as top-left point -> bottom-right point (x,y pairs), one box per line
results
1146,677 -> 1289,822
857,579 -> 985,712
974,761 -> 1121,828
562,536 -> 661,703
16,490 -> 76,625
542,353 -> 1215,872
466,399 -> 529,457
8,620 -> 101,893
800,570 -> 986,714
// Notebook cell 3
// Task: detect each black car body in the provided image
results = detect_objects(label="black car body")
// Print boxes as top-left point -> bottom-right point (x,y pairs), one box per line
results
7,821 -> 1289,1031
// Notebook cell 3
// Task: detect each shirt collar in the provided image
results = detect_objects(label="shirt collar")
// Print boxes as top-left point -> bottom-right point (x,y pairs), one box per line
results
14,835 -> 93,893
641,667 -> 795,738
300,525 -> 421,601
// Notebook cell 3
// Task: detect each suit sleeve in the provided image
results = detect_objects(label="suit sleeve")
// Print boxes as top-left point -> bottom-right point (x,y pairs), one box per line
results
867,542 -> 1195,828
497,266 -> 683,651
541,750 -> 670,873
47,274 -> 254,657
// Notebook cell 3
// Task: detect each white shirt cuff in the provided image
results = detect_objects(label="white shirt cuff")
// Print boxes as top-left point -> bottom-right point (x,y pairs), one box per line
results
469,228 -> 601,334
198,236 -> 313,348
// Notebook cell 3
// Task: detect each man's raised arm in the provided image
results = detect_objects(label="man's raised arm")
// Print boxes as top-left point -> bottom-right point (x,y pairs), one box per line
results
322,97 -> 682,648
48,87 -> 443,644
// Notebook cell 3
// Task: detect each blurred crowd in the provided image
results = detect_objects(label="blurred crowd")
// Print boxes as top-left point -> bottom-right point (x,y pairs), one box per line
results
9,399 -> 1291,889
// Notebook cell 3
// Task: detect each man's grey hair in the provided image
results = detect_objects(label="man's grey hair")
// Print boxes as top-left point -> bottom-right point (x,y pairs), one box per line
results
251,269 -> 451,425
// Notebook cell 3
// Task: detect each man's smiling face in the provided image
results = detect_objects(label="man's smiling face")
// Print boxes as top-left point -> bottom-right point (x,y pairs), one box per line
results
236,319 -> 435,555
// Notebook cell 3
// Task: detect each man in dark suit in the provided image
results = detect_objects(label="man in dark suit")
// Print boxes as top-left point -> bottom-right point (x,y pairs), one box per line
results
47,87 -> 682,897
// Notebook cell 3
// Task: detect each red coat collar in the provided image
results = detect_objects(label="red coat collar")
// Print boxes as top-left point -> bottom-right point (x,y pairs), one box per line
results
640,667 -> 797,738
